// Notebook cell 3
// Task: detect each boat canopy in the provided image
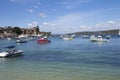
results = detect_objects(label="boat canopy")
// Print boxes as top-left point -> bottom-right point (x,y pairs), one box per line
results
4,46 -> 15,49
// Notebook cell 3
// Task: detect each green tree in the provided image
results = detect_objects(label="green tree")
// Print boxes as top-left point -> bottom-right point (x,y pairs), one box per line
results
12,27 -> 22,35
0,27 -> 4,33
5,26 -> 13,33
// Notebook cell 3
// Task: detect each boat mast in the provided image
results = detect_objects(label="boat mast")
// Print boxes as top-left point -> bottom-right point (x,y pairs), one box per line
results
118,29 -> 120,35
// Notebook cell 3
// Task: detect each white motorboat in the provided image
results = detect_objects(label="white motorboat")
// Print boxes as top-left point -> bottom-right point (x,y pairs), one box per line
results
18,34 -> 28,38
90,35 -> 109,42
7,37 -> 12,41
62,34 -> 75,40
0,46 -> 23,58
63,37 -> 73,40
16,39 -> 27,43
106,35 -> 111,39
82,35 -> 89,38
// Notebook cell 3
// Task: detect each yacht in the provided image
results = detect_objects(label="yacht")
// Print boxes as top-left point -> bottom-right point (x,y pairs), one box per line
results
90,35 -> 109,42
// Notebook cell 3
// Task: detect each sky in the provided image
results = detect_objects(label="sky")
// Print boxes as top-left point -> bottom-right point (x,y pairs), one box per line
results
0,0 -> 120,34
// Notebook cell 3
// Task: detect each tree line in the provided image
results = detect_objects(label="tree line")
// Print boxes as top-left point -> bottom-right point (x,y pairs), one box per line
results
0,26 -> 22,35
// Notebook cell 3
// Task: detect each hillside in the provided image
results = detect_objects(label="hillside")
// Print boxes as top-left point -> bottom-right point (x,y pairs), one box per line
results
74,29 -> 119,35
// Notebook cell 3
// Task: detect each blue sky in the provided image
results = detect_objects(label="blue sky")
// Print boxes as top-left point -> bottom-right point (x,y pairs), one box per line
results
0,0 -> 120,34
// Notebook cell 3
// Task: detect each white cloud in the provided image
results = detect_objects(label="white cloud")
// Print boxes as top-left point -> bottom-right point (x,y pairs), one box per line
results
108,20 -> 115,24
33,5 -> 38,8
96,21 -> 114,27
27,8 -> 34,13
77,21 -> 120,32
40,12 -> 97,33
27,21 -> 38,27
42,22 -> 49,26
40,22 -> 56,32
60,0 -> 92,9
27,23 -> 33,26
51,14 -> 83,26
50,11 -> 97,26
95,20 -> 120,30
79,25 -> 91,30
42,22 -> 56,26
37,2 -> 41,5
39,12 -> 46,18
45,7 -> 120,33
32,21 -> 38,26
9,0 -> 38,4
33,2 -> 41,8
41,20 -> 120,34
26,5 -> 120,34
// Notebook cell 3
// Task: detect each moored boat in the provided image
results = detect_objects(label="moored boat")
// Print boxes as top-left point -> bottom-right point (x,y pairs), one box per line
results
90,35 -> 109,42
37,38 -> 50,44
106,35 -> 111,39
16,39 -> 27,43
62,34 -> 75,40
63,37 -> 73,40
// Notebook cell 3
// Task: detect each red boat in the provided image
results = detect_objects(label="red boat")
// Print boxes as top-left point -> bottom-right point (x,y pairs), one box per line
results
37,38 -> 50,44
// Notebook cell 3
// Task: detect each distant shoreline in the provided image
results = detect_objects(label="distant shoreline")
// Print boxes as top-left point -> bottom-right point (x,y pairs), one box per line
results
54,29 -> 120,35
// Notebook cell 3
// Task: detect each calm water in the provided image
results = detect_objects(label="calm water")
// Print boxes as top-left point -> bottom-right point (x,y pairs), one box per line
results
0,36 -> 120,80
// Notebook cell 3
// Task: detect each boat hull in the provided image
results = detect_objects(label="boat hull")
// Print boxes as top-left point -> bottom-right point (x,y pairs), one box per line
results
16,40 -> 27,43
0,50 -> 23,58
37,40 -> 50,44
63,37 -> 73,40
91,39 -> 108,42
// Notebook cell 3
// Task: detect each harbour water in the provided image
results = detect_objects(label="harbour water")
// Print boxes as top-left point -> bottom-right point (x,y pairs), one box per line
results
0,36 -> 120,80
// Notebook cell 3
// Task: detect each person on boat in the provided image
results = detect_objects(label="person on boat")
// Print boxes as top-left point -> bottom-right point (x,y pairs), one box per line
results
9,49 -> 17,54
40,38 -> 45,40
